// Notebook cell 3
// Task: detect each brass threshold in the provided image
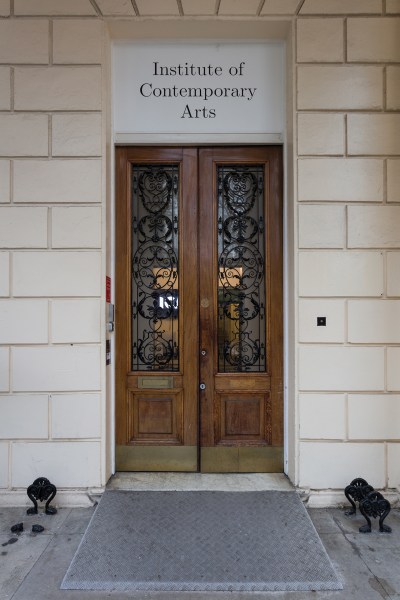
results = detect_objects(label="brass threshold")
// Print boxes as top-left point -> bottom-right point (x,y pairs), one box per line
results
116,445 -> 283,473
116,445 -> 198,472
201,446 -> 284,473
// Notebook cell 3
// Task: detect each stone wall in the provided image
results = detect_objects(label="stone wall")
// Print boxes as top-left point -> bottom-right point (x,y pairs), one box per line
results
0,0 -> 399,503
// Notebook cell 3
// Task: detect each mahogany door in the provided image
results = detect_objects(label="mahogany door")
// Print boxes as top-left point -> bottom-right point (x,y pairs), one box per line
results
115,146 -> 283,472
199,147 -> 283,472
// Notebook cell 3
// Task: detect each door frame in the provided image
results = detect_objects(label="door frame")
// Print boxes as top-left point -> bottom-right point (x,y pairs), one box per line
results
114,145 -> 284,473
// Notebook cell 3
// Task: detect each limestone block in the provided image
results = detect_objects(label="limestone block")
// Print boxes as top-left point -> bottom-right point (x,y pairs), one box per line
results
299,299 -> 345,343
0,207 -> 47,248
51,299 -> 101,343
299,251 -> 383,297
261,0 -> 302,14
300,0 -> 381,14
12,346 -> 101,392
51,207 -> 101,248
0,300 -> 48,343
0,114 -> 48,157
298,66 -> 383,110
387,160 -> 400,203
299,205 -> 344,248
15,67 -> 101,111
387,67 -> 400,110
0,395 -> 48,439
348,18 -> 400,62
51,394 -> 101,438
53,20 -> 102,64
0,68 -> 10,110
298,159 -> 383,202
387,0 -> 400,13
348,395 -> 400,440
297,18 -> 343,63
0,20 -> 48,64
299,442 -> 385,489
0,347 -> 9,392
299,394 -> 346,439
387,252 -> 400,297
11,441 -> 101,487
299,346 -> 385,391
218,0 -> 259,15
181,0 -> 219,14
13,251 -> 101,297
14,0 -> 96,15
96,0 -> 136,15
0,161 -> 10,203
0,252 -> 9,297
387,348 -> 400,391
52,114 -> 102,156
297,113 -> 344,156
14,160 -> 102,203
388,444 -> 400,488
348,206 -> 400,249
0,443 -> 8,487
348,114 -> 400,156
349,300 -> 400,343
0,0 -> 9,16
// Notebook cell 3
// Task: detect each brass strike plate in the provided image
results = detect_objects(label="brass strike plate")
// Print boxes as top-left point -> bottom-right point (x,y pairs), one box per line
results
138,376 -> 173,389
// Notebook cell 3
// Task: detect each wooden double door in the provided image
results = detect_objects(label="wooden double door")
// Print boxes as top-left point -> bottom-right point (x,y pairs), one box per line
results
116,146 -> 283,472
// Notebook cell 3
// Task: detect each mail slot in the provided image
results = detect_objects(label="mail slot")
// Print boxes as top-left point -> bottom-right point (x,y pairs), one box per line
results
138,377 -> 174,389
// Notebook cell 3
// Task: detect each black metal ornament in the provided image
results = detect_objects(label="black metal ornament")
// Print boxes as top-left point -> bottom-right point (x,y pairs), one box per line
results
344,477 -> 391,533
359,491 -> 392,534
26,477 -> 57,515
344,477 -> 374,516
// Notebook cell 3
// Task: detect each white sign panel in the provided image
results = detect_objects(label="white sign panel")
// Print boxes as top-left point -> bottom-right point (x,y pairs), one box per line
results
112,42 -> 285,139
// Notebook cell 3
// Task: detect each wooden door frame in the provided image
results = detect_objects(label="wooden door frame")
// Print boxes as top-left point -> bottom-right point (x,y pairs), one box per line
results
114,145 -> 284,472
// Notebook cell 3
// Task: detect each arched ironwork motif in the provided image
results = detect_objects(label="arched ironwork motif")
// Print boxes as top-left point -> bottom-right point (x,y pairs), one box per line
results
217,166 -> 266,372
131,164 -> 179,371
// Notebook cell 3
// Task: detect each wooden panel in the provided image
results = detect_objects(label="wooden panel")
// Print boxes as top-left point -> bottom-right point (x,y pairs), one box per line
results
128,391 -> 183,444
224,397 -> 262,436
215,374 -> 271,392
217,393 -> 271,444
138,397 -> 173,434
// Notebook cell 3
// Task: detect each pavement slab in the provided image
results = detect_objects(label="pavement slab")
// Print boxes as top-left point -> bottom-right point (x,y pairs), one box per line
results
0,531 -> 52,600
2,506 -> 399,600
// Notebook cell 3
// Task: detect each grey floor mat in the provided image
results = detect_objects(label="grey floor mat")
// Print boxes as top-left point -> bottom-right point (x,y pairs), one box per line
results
61,490 -> 343,592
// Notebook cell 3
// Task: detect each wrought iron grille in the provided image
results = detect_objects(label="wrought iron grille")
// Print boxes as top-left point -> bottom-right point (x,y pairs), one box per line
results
131,164 -> 179,371
217,165 -> 266,372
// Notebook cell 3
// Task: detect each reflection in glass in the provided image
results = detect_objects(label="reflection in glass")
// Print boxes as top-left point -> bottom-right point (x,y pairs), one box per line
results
217,165 -> 266,373
131,164 -> 179,371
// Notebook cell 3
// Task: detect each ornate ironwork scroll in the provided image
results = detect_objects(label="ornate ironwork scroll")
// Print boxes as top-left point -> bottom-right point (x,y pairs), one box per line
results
217,165 -> 266,372
344,477 -> 392,533
26,477 -> 57,515
131,164 -> 179,371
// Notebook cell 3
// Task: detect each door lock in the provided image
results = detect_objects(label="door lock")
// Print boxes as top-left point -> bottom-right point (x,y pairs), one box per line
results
201,349 -> 207,356
199,383 -> 206,390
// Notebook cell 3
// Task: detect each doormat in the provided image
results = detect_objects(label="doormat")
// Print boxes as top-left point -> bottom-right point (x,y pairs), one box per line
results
61,490 -> 342,592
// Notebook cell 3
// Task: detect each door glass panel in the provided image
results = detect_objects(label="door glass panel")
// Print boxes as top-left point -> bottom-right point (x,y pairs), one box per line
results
217,165 -> 266,373
131,164 -> 179,371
